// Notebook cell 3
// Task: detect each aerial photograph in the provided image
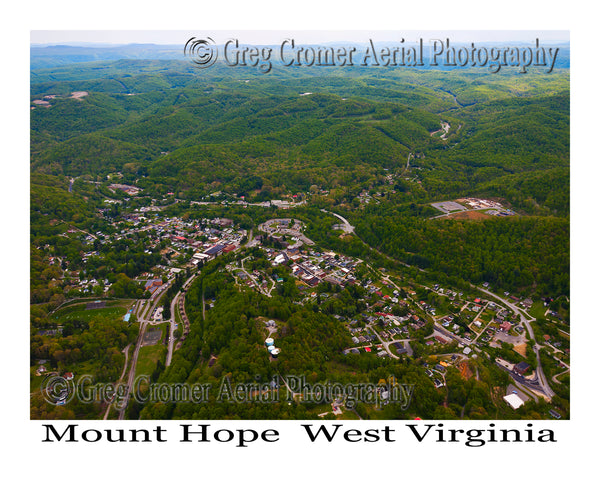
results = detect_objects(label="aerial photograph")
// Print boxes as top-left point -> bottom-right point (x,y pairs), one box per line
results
29,30 -> 570,421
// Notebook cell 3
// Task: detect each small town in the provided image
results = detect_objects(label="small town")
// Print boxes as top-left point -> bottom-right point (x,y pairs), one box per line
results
33,194 -> 569,420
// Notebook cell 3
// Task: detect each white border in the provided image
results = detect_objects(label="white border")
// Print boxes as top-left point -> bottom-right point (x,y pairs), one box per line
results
4,0 -> 596,477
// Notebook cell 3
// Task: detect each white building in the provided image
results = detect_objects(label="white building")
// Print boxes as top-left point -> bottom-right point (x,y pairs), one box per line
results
503,393 -> 525,410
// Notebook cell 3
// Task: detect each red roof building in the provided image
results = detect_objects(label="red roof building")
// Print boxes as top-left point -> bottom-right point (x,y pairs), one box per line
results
499,321 -> 512,332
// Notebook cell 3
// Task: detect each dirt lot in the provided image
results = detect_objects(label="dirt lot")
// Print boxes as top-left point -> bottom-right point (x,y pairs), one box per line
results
438,210 -> 491,221
513,343 -> 527,357
459,361 -> 473,380
70,91 -> 88,99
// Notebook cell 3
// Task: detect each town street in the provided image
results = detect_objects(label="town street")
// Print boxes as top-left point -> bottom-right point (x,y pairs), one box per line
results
166,273 -> 196,366
322,208 -> 556,401
118,276 -> 175,419
476,286 -> 556,399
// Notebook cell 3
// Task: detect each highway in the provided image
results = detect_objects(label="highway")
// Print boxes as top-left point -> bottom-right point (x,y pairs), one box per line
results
118,322 -> 147,420
166,291 -> 180,367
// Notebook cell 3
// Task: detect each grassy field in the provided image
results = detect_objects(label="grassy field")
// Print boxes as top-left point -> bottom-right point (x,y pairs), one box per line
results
473,309 -> 494,328
173,303 -> 183,337
529,301 -> 547,320
336,409 -> 361,420
51,300 -> 135,323
440,210 -> 494,221
135,344 -> 167,379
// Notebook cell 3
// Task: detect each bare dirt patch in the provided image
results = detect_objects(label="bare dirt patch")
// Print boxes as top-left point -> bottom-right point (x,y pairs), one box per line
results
70,91 -> 88,100
513,343 -> 527,357
459,361 -> 472,380
438,210 -> 491,221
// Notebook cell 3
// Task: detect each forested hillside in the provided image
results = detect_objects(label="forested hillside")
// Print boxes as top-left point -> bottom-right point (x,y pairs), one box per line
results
30,59 -> 569,298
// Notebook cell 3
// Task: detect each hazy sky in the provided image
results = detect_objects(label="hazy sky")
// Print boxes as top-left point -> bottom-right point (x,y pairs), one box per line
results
31,30 -> 569,46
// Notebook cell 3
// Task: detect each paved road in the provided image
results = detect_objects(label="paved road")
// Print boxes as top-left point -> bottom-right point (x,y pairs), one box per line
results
433,324 -> 469,347
429,205 -> 510,220
245,229 -> 255,247
476,286 -> 555,399
118,322 -> 147,420
321,210 -> 424,273
166,291 -> 179,367
402,153 -> 413,174
103,344 -> 130,420
166,273 -> 196,366
552,366 -> 570,384
495,359 -> 550,400
320,209 -> 355,234
236,256 -> 272,297
473,317 -> 495,342
67,225 -> 99,240
118,277 -> 176,418
259,219 -> 315,245
367,326 -> 399,359
190,199 -> 305,209
317,207 -> 556,401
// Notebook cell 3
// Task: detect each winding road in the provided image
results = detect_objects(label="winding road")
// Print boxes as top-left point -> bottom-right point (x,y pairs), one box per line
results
320,208 -> 556,400
475,285 -> 556,399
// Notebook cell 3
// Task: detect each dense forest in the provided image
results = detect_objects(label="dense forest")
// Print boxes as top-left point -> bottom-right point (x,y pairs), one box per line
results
30,58 -> 569,298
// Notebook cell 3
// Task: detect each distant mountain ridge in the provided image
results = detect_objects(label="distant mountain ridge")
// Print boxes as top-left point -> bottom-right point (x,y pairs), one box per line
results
31,42 -> 570,71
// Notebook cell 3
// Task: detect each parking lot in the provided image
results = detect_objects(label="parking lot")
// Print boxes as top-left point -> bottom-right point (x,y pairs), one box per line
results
431,201 -> 467,213
142,327 -> 163,346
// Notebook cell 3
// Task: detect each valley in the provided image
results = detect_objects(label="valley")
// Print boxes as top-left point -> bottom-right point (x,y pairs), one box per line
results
30,47 -> 570,421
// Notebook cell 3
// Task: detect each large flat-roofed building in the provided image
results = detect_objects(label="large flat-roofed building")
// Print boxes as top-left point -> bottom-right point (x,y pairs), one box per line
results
204,244 -> 226,258
503,393 -> 525,410
144,278 -> 163,294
